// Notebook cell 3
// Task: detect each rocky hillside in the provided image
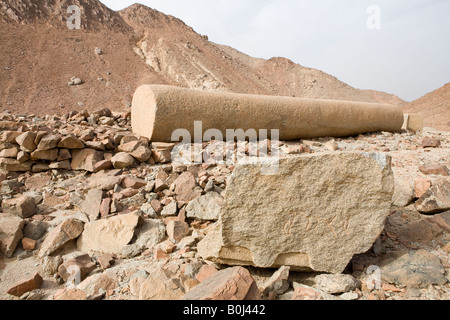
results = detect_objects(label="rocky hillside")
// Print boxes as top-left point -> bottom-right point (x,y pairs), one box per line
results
402,83 -> 450,132
1,0 -> 406,117
0,108 -> 449,300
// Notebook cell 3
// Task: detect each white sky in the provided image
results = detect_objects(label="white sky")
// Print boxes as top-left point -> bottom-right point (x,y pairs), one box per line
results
99,0 -> 450,102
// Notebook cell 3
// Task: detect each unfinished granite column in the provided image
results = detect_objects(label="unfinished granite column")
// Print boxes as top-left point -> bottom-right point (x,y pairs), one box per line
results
132,85 -> 404,142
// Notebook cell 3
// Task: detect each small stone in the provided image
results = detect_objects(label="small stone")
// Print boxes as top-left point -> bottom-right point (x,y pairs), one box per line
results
174,172 -> 200,203
0,147 -> 19,158
0,213 -> 25,257
392,176 -> 414,207
324,140 -> 339,151
415,178 -> 450,214
97,254 -> 115,270
181,266 -> 260,300
68,77 -> 83,86
419,165 -> 449,176
81,189 -> 104,221
54,289 -> 87,300
135,219 -> 166,250
166,220 -> 190,242
42,255 -> 63,276
196,265 -> 219,283
93,160 -> 112,172
161,201 -> 178,217
380,249 -> 447,288
0,158 -> 32,172
57,149 -> 71,161
261,266 -> 290,297
16,151 -> 30,163
2,196 -> 36,218
414,179 -> 432,198
99,198 -> 111,217
314,274 -> 359,294
30,148 -> 58,161
58,135 -> 85,149
154,248 -> 169,260
131,145 -> 152,162
111,152 -> 134,169
421,137 -> 441,148
121,176 -> 147,189
21,237 -> 36,250
154,179 -> 168,192
88,176 -> 122,191
7,273 -> 43,297
186,192 -> 223,221
23,220 -> 48,240
76,273 -> 118,297
76,212 -> 141,254
15,132 -> 37,152
38,218 -> 84,257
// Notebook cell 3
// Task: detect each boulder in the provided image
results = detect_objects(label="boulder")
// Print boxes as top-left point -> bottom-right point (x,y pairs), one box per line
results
198,152 -> 394,273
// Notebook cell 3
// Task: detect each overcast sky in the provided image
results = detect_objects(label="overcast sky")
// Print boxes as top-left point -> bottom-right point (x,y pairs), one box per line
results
99,0 -> 450,102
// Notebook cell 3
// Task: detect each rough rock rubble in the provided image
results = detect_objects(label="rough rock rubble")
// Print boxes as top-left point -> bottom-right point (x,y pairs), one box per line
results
0,109 -> 449,300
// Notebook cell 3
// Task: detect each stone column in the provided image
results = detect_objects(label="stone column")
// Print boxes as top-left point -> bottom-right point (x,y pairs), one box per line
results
132,85 -> 404,142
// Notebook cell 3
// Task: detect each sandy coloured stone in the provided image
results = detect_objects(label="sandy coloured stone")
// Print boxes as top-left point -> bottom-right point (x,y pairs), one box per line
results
30,148 -> 59,161
111,152 -> 135,169
7,273 -> 43,297
37,133 -> 61,150
181,266 -> 260,300
57,135 -> 85,149
2,195 -> 36,218
0,213 -> 25,258
0,158 -> 32,172
15,132 -> 37,151
38,218 -> 84,257
71,149 -> 104,172
198,152 -> 394,273
132,85 -> 404,142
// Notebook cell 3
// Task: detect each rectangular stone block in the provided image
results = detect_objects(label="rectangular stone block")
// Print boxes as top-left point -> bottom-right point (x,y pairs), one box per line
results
198,152 -> 394,274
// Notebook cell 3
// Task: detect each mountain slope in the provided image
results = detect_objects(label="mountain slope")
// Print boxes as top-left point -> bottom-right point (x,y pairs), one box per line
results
402,83 -> 450,131
1,0 -> 406,117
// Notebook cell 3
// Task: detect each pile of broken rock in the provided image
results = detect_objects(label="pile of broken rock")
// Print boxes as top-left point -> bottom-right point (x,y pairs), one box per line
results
0,109 -> 449,300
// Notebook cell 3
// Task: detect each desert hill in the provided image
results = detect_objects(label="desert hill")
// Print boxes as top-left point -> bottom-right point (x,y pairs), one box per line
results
402,82 -> 450,131
2,0 -> 408,117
